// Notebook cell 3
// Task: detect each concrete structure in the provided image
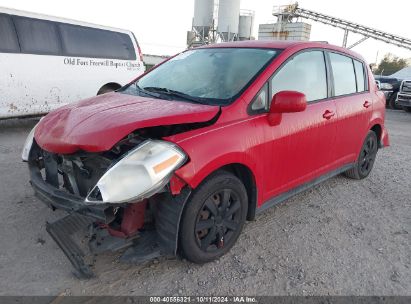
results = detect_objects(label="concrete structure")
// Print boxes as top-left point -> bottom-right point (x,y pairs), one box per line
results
258,22 -> 311,41
193,0 -> 214,38
187,0 -> 254,47
143,54 -> 169,70
238,10 -> 255,40
217,0 -> 241,41
270,3 -> 411,50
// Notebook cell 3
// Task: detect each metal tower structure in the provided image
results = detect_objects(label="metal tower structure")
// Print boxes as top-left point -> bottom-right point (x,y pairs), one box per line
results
272,3 -> 411,51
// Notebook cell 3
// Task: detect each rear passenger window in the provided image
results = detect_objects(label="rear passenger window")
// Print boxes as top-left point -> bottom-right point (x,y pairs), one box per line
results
271,51 -> 328,102
329,53 -> 357,96
0,14 -> 20,52
14,17 -> 60,55
353,60 -> 366,92
59,24 -> 136,60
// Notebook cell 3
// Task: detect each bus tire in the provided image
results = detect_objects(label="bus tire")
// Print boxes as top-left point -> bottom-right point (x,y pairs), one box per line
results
97,83 -> 121,95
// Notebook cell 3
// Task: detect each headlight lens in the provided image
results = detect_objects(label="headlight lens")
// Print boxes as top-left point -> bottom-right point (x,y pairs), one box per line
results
85,140 -> 186,204
380,83 -> 393,90
21,123 -> 38,161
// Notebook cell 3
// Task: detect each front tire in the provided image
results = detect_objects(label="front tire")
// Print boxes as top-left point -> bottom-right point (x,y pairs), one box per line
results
387,92 -> 400,109
179,171 -> 248,264
403,106 -> 411,113
344,131 -> 378,179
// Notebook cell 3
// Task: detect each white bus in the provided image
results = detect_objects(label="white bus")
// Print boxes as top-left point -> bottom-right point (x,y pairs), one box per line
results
0,7 -> 145,119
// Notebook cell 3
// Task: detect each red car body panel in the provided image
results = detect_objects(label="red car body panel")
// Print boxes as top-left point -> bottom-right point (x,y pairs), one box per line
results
166,42 -> 389,206
34,41 -> 389,208
34,92 -> 219,154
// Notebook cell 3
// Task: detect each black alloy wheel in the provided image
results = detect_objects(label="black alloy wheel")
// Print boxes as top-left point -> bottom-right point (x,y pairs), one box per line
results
179,171 -> 248,263
358,132 -> 378,176
344,131 -> 378,179
195,189 -> 242,252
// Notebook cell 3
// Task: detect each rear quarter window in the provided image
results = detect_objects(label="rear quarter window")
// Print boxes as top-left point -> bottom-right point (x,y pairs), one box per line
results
0,14 -> 20,52
329,52 -> 357,96
59,24 -> 136,60
353,60 -> 366,92
13,17 -> 61,55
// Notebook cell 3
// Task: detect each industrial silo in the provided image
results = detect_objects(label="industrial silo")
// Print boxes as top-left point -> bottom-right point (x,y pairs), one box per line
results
238,10 -> 255,40
217,0 -> 241,41
193,0 -> 214,38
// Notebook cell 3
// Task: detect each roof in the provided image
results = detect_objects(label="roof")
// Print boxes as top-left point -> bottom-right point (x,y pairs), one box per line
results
201,40 -> 305,49
198,40 -> 366,62
390,67 -> 411,80
0,6 -> 131,34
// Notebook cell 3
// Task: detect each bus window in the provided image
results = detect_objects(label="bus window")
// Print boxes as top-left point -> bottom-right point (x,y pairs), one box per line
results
13,17 -> 61,55
59,24 -> 136,60
0,14 -> 20,52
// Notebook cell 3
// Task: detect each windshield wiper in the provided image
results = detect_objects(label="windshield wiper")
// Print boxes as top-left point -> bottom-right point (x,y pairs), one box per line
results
133,83 -> 163,99
143,87 -> 202,103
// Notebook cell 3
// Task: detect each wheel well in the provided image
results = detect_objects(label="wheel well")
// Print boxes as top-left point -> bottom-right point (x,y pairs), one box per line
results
97,82 -> 122,95
371,124 -> 382,146
219,164 -> 257,221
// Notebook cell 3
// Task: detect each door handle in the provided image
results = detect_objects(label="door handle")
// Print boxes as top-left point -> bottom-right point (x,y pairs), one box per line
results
322,110 -> 335,120
363,101 -> 371,108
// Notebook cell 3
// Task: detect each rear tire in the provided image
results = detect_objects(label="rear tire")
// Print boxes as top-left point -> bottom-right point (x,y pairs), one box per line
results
179,171 -> 248,264
344,131 -> 378,180
97,83 -> 121,95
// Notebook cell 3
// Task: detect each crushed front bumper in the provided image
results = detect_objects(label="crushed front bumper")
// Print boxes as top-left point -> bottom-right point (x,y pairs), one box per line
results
29,159 -> 191,278
29,161 -> 114,223
46,213 -> 95,278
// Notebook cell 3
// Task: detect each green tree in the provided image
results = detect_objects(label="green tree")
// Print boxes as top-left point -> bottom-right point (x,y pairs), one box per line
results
375,53 -> 408,76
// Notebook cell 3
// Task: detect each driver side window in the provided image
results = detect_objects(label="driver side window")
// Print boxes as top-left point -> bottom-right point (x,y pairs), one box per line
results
270,50 -> 328,103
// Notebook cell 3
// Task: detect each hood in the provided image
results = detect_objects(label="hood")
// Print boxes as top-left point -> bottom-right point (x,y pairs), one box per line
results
35,92 -> 220,154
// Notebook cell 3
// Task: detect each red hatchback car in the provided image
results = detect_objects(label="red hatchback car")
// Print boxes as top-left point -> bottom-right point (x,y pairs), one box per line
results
22,41 -> 389,277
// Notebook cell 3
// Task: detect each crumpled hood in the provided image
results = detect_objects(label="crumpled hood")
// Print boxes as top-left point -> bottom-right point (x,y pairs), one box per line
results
35,92 -> 220,154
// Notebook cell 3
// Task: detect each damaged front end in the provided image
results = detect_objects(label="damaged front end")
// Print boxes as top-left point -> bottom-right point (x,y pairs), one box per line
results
24,127 -> 191,278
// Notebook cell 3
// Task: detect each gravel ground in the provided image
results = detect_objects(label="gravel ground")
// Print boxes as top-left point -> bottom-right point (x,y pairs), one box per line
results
0,109 -> 410,296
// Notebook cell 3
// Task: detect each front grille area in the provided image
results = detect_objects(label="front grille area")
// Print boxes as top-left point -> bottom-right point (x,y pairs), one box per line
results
31,143 -> 113,198
30,132 -> 147,200
398,94 -> 411,101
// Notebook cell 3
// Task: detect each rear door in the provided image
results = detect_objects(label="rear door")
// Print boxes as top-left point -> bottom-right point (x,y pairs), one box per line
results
259,50 -> 339,200
327,52 -> 371,165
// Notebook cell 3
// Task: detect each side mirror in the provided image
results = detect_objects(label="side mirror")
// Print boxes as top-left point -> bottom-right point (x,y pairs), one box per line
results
268,91 -> 307,126
269,91 -> 307,113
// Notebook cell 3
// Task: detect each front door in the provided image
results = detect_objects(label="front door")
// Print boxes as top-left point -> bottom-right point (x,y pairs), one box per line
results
256,50 -> 339,202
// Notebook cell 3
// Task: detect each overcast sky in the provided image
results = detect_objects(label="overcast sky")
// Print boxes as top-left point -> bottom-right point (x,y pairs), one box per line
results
1,0 -> 410,64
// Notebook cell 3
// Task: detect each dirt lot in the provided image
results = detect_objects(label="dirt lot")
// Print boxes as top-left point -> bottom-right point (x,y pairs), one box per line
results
0,109 -> 410,296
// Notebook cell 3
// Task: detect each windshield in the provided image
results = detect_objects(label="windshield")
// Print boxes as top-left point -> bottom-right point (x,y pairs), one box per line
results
122,48 -> 280,105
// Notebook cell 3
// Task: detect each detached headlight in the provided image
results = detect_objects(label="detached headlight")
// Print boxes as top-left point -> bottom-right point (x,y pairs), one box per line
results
380,83 -> 393,90
21,123 -> 38,161
86,140 -> 186,204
